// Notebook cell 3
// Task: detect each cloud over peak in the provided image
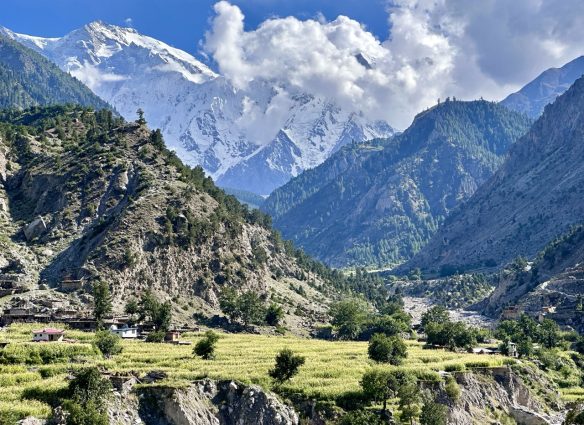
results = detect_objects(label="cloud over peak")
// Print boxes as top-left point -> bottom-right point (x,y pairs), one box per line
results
205,0 -> 584,129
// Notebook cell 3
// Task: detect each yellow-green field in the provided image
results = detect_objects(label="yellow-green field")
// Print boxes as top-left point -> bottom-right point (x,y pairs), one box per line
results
0,323 -> 578,420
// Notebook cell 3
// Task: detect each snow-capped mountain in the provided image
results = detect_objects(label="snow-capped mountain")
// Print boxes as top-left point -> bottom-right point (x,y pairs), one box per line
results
0,21 -> 394,195
501,55 -> 584,118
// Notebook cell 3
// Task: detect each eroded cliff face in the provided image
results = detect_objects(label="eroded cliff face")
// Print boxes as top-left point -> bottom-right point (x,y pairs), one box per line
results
430,366 -> 564,425
108,379 -> 299,425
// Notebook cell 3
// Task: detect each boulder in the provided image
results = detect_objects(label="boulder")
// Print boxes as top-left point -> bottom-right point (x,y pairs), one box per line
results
115,170 -> 129,192
23,216 -> 47,241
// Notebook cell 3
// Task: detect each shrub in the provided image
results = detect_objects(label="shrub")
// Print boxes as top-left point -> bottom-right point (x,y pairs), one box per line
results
335,391 -> 369,411
265,304 -> 284,326
93,330 -> 122,358
194,331 -> 219,360
444,363 -> 465,373
444,376 -> 460,402
63,400 -> 108,425
268,348 -> 305,383
368,334 -> 407,365
464,361 -> 490,369
420,399 -> 447,425
145,330 -> 165,343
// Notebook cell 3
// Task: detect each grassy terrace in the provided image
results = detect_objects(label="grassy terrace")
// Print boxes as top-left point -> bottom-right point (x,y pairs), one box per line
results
0,323 -> 580,420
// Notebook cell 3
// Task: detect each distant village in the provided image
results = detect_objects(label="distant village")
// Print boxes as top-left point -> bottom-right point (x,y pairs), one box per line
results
0,271 -> 196,344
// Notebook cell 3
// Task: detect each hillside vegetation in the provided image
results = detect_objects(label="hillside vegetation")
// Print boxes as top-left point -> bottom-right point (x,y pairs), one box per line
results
0,105 -> 376,332
407,75 -> 584,275
263,100 -> 531,268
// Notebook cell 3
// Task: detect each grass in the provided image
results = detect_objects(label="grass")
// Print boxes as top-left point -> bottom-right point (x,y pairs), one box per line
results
0,323 -> 578,421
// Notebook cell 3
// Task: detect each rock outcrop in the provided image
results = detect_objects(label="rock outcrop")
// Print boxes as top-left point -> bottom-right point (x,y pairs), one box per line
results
108,379 -> 299,425
429,366 -> 564,425
23,216 -> 47,241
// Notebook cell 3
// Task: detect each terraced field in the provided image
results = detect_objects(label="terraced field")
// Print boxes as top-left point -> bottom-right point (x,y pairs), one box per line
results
0,323 -> 578,421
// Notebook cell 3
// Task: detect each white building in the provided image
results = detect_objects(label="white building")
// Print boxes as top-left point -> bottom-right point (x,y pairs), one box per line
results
32,328 -> 65,342
110,324 -> 138,339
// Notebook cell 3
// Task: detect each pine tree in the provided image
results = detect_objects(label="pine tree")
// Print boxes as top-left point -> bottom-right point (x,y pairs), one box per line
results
136,108 -> 147,125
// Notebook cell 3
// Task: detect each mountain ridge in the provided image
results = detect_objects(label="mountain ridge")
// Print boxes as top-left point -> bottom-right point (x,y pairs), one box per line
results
0,33 -> 111,111
501,55 -> 584,118
263,100 -> 532,268
407,75 -> 584,275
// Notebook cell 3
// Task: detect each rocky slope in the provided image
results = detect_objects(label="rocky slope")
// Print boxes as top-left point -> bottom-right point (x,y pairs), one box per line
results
262,100 -> 531,268
0,106 -> 342,330
0,34 -> 110,110
0,22 -> 394,195
108,379 -> 299,425
479,225 -> 584,330
436,366 -> 564,425
501,55 -> 584,119
407,75 -> 584,275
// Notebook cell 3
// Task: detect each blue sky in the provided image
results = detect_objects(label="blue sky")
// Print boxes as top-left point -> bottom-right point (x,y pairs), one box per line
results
1,0 -> 390,55
3,0 -> 583,128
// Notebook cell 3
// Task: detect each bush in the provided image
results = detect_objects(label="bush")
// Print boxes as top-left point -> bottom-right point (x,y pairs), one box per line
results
194,331 -> 219,360
335,391 -> 369,411
268,348 -> 305,383
444,376 -> 460,402
145,330 -> 165,343
368,334 -> 407,365
444,363 -> 465,373
63,400 -> 108,425
68,367 -> 112,405
93,330 -> 122,357
464,361 -> 490,369
420,399 -> 447,425
265,304 -> 284,326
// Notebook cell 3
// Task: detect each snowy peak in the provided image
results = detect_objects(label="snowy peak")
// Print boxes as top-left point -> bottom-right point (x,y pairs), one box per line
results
501,55 -> 584,118
2,22 -> 394,195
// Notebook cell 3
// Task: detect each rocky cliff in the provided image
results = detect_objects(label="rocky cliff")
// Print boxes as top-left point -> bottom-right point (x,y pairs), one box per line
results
108,379 -> 298,425
106,367 -> 564,425
436,366 -> 564,425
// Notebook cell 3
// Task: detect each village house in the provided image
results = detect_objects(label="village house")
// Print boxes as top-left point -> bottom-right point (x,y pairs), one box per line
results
501,306 -> 523,320
32,328 -> 65,342
60,277 -> 86,292
165,330 -> 181,343
110,324 -> 139,339
507,341 -> 518,358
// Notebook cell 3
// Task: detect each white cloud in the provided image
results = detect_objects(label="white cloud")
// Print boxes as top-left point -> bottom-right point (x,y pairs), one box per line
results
205,0 -> 584,129
69,61 -> 128,92
124,17 -> 134,27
